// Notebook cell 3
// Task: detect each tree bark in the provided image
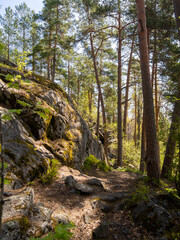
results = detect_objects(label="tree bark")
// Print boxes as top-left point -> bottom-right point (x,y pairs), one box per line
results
96,92 -> 100,138
89,32 -> 108,164
52,5 -> 59,82
140,111 -> 146,173
47,24 -> 52,79
134,80 -> 137,147
117,7 -> 122,166
136,0 -> 160,180
123,36 -> 134,136
161,93 -> 180,178
154,62 -> 159,127
173,0 -> 180,39
0,113 -> 4,233
68,61 -> 70,95
137,89 -> 141,145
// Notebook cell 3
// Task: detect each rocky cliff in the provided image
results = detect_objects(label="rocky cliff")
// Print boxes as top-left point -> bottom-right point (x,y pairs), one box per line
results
0,64 -> 105,182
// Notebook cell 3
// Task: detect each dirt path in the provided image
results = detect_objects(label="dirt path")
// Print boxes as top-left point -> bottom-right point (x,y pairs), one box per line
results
33,166 -> 154,240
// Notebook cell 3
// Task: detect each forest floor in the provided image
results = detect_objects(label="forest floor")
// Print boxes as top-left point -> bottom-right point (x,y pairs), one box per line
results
32,166 -> 156,240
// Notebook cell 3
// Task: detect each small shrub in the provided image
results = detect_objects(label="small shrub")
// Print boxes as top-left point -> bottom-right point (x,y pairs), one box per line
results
127,182 -> 150,207
84,155 -> 110,172
30,222 -> 75,240
40,159 -> 61,184
84,155 -> 99,170
97,161 -> 111,172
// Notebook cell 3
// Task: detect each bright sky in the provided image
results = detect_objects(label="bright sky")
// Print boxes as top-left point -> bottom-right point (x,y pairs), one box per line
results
0,0 -> 43,15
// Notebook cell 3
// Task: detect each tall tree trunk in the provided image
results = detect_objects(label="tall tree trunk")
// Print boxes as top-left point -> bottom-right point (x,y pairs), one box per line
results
173,0 -> 180,39
154,62 -> 159,127
140,111 -> 146,173
23,25 -> 25,54
52,6 -> 59,82
117,7 -> 122,166
0,113 -> 4,233
7,32 -> 10,61
89,32 -> 108,164
96,92 -> 100,138
136,0 -> 160,180
32,34 -> 35,73
88,89 -> 92,115
123,36 -> 134,136
77,75 -> 80,103
134,81 -> 137,147
161,91 -> 180,178
47,25 -> 52,79
68,61 -> 70,95
137,90 -> 141,145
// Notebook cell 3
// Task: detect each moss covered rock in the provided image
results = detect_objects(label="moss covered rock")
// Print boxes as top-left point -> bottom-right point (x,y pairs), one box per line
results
0,65 -> 105,182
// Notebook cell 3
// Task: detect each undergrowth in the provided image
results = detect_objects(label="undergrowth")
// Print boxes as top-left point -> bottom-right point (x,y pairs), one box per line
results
40,159 -> 61,184
30,222 -> 75,240
83,155 -> 110,172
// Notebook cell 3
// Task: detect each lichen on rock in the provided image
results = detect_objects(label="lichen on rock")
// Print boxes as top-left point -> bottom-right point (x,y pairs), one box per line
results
0,65 -> 105,181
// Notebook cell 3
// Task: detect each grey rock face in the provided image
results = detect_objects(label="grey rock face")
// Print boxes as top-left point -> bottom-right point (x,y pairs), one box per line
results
1,188 -> 53,240
0,67 -> 105,181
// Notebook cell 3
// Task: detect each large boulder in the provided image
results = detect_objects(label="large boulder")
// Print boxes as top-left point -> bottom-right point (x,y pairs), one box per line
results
0,188 -> 53,240
131,200 -> 172,237
0,66 -> 105,182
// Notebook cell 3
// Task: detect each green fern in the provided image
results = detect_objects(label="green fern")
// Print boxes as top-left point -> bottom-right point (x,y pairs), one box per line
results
30,222 -> 75,240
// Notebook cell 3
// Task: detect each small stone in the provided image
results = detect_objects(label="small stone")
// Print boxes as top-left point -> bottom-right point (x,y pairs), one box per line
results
52,212 -> 70,225
12,180 -> 23,190
64,175 -> 76,187
86,178 -> 104,188
4,192 -> 13,197
83,214 -> 91,224
91,200 -> 111,213
75,182 -> 93,194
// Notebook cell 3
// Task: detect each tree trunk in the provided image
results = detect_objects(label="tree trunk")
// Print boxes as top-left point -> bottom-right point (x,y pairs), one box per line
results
123,36 -> 134,136
52,6 -> 59,82
136,0 -> 160,180
7,32 -> 10,61
173,0 -> 180,39
134,81 -> 137,147
68,61 -> 70,95
137,90 -> 141,145
23,25 -> 25,54
161,93 -> 180,178
96,92 -> 100,138
88,89 -> 92,115
89,32 -> 108,164
117,8 -> 123,166
47,25 -> 52,79
0,113 -> 4,233
140,111 -> 146,172
32,34 -> 35,73
154,62 -> 159,127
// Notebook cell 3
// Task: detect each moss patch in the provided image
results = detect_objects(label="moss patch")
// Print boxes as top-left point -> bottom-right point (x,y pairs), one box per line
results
83,155 -> 110,172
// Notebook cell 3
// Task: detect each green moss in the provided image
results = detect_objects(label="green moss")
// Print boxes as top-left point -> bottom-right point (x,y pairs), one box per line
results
64,130 -> 74,141
83,155 -> 110,172
19,216 -> 31,233
97,161 -> 111,172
